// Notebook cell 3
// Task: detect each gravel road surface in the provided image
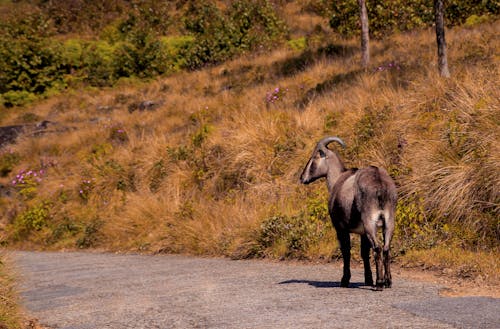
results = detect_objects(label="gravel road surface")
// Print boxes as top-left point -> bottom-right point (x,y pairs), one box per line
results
12,251 -> 499,329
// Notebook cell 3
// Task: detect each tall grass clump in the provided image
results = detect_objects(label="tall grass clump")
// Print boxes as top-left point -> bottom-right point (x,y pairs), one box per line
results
401,72 -> 499,250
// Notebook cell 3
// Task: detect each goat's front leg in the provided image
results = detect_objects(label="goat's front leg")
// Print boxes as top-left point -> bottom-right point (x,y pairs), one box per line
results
337,231 -> 351,287
361,234 -> 373,286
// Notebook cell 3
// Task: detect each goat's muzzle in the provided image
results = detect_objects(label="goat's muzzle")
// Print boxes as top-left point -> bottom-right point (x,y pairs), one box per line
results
300,173 -> 311,184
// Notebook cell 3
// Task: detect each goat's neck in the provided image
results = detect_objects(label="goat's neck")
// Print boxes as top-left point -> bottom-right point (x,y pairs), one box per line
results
326,157 -> 346,193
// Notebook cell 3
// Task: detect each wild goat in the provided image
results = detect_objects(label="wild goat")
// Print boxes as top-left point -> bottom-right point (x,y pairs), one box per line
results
300,136 -> 397,290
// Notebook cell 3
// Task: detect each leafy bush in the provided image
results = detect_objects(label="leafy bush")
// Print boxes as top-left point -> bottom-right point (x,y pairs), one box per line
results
257,193 -> 331,259
159,36 -> 196,72
0,0 -> 287,97
394,196 -> 441,254
49,217 -> 81,244
183,0 -> 287,68
61,39 -> 85,69
288,37 -> 307,51
0,10 -> 66,103
464,15 -> 490,27
1,91 -> 38,107
258,213 -> 329,258
12,202 -> 51,238
82,41 -> 116,87
76,219 -> 103,248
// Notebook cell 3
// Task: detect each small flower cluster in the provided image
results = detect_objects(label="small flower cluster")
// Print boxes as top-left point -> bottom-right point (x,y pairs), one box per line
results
109,125 -> 129,143
11,169 -> 45,186
2,148 -> 15,155
374,62 -> 401,72
78,178 -> 94,201
266,87 -> 287,104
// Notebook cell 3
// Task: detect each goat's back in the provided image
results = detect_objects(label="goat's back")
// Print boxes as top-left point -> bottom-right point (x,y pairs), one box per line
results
355,166 -> 397,212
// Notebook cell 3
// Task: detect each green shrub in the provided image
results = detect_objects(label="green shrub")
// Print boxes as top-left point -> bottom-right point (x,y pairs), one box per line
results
102,14 -> 186,80
49,217 -> 81,244
0,9 -> 67,97
258,213 -> 329,258
76,219 -> 102,248
13,202 -> 51,238
61,39 -> 85,68
464,14 -> 490,27
257,192 -> 331,259
82,40 -> 116,87
183,0 -> 287,68
306,191 -> 330,223
159,36 -> 195,72
288,37 -> 307,51
394,196 -> 441,253
1,91 -> 38,107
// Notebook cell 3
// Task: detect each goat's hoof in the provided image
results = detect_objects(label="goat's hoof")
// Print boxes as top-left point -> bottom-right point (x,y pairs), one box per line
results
384,280 -> 392,288
340,278 -> 350,288
365,279 -> 374,287
375,281 -> 385,291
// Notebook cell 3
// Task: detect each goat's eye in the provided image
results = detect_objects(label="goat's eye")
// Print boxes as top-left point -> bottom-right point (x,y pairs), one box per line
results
318,149 -> 326,158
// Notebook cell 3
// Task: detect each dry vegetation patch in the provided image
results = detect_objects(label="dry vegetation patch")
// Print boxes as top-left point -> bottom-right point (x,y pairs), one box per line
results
0,253 -> 22,329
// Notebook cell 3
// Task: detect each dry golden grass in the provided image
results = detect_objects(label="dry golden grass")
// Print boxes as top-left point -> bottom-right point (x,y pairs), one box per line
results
0,20 -> 498,282
0,253 -> 23,329
401,247 -> 500,283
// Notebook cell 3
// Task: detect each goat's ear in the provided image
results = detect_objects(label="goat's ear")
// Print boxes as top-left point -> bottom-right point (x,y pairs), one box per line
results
318,149 -> 326,158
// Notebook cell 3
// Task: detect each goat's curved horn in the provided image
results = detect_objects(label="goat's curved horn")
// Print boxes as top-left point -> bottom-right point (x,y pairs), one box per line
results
318,136 -> 346,149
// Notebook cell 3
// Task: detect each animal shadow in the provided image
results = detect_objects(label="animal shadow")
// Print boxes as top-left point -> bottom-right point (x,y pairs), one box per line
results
279,279 -> 371,290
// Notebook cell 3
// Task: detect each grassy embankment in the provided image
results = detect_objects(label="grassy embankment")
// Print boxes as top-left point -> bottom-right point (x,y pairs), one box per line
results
0,15 -> 498,285
0,254 -> 23,329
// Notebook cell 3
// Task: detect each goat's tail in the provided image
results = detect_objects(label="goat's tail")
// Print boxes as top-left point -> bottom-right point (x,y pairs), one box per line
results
375,211 -> 386,229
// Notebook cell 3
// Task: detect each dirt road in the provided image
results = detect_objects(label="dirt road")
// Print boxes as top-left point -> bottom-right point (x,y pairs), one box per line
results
12,251 -> 499,329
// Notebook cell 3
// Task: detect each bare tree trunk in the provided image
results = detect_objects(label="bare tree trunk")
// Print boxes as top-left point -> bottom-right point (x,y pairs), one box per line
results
358,0 -> 370,69
434,0 -> 450,77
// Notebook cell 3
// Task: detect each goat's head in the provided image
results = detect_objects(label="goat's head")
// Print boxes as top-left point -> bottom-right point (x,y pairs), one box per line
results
300,136 -> 346,184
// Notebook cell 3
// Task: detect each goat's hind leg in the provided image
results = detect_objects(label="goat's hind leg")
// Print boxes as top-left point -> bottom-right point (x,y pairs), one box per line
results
364,221 -> 384,291
383,214 -> 394,288
361,234 -> 373,286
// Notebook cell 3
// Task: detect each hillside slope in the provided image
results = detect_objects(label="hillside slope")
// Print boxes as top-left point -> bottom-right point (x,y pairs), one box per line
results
0,18 -> 498,282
